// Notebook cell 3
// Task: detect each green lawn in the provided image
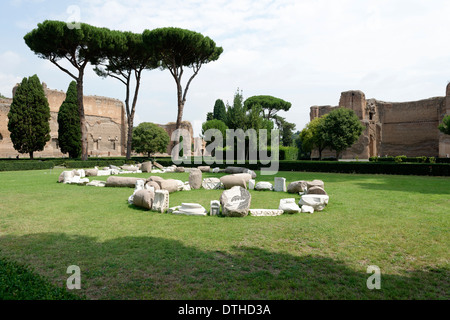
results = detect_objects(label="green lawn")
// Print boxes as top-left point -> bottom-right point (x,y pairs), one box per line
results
0,168 -> 448,300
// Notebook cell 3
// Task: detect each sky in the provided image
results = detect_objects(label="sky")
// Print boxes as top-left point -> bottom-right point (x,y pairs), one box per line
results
2,0 -> 450,137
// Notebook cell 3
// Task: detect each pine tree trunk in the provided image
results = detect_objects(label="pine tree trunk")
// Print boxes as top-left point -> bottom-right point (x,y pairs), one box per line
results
30,151 -> 33,160
172,88 -> 185,160
126,117 -> 133,160
77,76 -> 88,161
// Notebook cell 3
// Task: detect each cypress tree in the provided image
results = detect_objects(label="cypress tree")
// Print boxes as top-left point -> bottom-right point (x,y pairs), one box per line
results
213,99 -> 227,122
7,74 -> 50,159
58,81 -> 81,158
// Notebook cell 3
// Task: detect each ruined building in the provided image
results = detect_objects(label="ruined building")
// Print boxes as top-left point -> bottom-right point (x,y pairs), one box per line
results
0,83 -> 199,158
310,83 -> 450,159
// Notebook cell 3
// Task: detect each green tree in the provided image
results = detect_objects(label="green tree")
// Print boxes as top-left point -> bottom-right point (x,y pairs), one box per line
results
225,88 -> 246,130
24,20 -> 111,160
244,95 -> 292,120
202,119 -> 228,157
298,116 -> 328,160
206,112 -> 214,121
274,115 -> 296,146
94,31 -> 160,160
58,81 -> 81,158
213,99 -> 227,122
202,119 -> 228,138
142,27 -> 223,139
7,75 -> 50,159
439,115 -> 450,135
322,108 -> 365,159
131,122 -> 170,158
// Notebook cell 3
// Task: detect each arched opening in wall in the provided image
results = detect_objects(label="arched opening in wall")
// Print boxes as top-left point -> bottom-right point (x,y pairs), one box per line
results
0,132 -> 3,142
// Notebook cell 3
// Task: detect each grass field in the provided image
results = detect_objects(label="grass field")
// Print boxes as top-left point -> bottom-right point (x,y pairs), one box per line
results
0,168 -> 448,300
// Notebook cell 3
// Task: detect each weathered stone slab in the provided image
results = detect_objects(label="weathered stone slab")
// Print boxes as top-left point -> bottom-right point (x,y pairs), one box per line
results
274,177 -> 287,192
86,180 -> 106,187
128,180 -> 146,204
307,186 -> 327,195
307,180 -> 325,190
158,179 -> 181,193
220,173 -> 252,189
220,186 -> 251,217
249,209 -> 284,217
175,167 -> 185,173
133,189 -> 155,210
172,203 -> 207,216
198,166 -> 211,172
189,168 -> 202,189
243,169 -> 257,179
145,181 -> 161,191
141,161 -> 152,173
248,179 -> 255,190
105,176 -> 146,188
84,168 -> 99,177
202,177 -> 222,190
287,181 -> 307,193
59,170 -> 74,183
152,190 -> 169,213
298,194 -> 329,212
254,181 -> 273,191
69,176 -> 89,185
279,198 -> 301,214
301,205 -> 314,214
153,161 -> 164,170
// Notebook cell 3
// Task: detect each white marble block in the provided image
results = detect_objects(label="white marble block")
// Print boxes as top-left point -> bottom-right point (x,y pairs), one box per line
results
274,177 -> 287,192
153,190 -> 170,213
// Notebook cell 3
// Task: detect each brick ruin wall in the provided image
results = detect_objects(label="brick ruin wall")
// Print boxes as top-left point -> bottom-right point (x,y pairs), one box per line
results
0,83 -> 127,158
310,84 -> 450,159
0,83 -> 201,159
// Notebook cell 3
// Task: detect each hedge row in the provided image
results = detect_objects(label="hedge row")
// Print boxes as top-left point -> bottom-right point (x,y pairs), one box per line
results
153,159 -> 450,176
0,161 -> 55,171
369,156 -> 450,164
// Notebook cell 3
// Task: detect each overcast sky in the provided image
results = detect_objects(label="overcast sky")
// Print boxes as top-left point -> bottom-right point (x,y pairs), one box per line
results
2,0 -> 450,137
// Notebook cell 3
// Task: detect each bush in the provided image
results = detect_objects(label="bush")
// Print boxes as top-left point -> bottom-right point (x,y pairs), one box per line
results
394,155 -> 407,163
278,146 -> 299,161
0,161 -> 55,171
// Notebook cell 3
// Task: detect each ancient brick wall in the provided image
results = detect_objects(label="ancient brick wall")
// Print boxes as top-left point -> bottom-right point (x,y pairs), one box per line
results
309,84 -> 450,159
0,83 -> 126,158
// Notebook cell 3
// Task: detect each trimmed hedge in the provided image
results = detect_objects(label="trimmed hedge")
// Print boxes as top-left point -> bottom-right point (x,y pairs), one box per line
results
0,161 -> 55,171
369,156 -> 450,164
154,158 -> 450,176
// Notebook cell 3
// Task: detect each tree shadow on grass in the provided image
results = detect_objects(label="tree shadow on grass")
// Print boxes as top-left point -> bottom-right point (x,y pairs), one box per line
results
0,233 -> 447,300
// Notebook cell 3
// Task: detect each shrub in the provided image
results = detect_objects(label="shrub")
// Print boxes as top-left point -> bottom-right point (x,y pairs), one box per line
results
0,161 -> 55,171
394,155 -> 407,163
